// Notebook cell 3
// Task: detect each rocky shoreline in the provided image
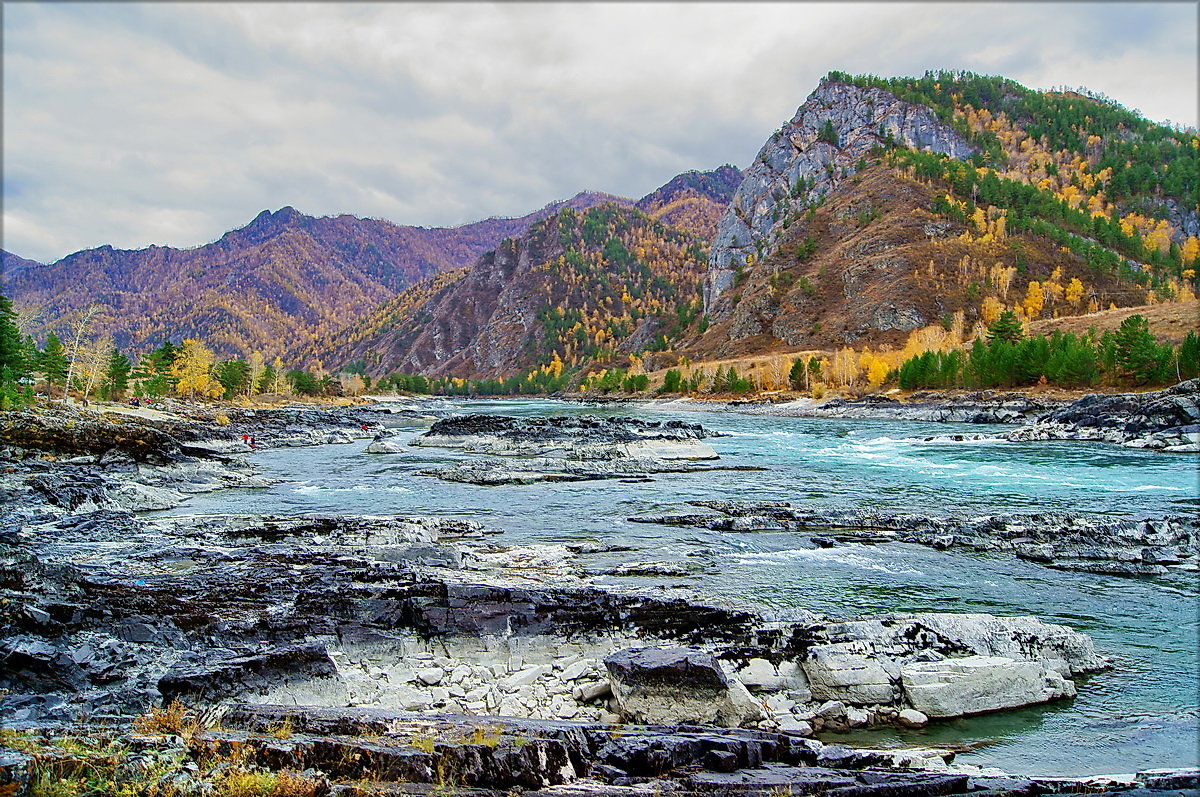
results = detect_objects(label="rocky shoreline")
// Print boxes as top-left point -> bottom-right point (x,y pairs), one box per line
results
2,400 -> 1196,795
643,379 -> 1200,453
631,501 -> 1199,577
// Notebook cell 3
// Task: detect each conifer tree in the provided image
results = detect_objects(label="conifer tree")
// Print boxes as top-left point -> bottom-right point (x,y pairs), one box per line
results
1113,314 -> 1168,384
38,332 -> 70,387
102,348 -> 132,400
986,310 -> 1024,343
0,296 -> 28,382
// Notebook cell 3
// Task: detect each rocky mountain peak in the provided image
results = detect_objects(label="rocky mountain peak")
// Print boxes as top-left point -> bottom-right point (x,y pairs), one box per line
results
704,77 -> 975,317
222,205 -> 310,248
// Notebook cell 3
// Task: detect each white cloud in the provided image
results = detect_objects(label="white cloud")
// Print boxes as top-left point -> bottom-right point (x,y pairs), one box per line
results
3,1 -> 1196,263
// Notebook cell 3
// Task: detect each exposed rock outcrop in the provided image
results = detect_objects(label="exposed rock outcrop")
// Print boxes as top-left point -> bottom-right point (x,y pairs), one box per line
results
412,414 -> 716,458
705,77 -> 975,316
411,414 -> 741,484
900,655 -> 1076,718
1007,379 -> 1200,452
604,647 -> 765,727
631,502 -> 1198,577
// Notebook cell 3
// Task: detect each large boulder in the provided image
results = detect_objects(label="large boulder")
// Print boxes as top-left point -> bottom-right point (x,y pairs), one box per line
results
605,647 -> 766,727
801,642 -> 898,704
900,655 -> 1076,718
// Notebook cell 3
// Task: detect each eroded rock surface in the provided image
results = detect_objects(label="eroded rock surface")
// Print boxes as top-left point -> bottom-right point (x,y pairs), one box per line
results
410,414 -> 737,484
632,501 -> 1198,577
1008,379 -> 1200,452
605,647 -> 765,727
412,414 -> 716,458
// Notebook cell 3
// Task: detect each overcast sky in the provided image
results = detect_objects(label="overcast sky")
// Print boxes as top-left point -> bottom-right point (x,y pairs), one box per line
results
3,2 -> 1197,264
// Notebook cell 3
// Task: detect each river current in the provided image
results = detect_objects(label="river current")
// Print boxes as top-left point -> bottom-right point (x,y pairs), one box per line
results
158,398 -> 1199,777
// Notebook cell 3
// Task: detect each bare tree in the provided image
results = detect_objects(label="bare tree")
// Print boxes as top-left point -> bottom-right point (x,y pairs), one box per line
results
63,305 -> 99,402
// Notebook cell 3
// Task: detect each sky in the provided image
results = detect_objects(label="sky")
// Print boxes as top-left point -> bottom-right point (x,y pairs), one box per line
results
3,2 -> 1197,264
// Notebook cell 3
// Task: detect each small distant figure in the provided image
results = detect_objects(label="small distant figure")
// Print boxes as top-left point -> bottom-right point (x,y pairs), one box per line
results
361,424 -> 369,431
241,433 -> 250,445
129,397 -> 140,407
249,435 -> 257,450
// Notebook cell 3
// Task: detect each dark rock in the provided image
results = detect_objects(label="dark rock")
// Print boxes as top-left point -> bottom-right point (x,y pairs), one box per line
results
629,502 -> 1197,580
159,642 -> 339,704
1009,380 -> 1200,451
605,648 -> 765,727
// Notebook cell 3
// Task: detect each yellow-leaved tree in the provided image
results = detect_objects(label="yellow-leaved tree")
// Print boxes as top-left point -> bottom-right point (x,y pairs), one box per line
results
172,339 -> 222,398
980,296 -> 1004,326
1023,281 -> 1045,319
1065,278 -> 1086,310
246,351 -> 265,397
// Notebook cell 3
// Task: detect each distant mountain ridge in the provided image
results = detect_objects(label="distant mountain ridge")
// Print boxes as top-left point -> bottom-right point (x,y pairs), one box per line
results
300,167 -> 744,375
3,170 -> 739,360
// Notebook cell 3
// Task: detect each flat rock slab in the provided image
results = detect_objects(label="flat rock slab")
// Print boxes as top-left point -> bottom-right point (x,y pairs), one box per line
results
900,655 -> 1075,718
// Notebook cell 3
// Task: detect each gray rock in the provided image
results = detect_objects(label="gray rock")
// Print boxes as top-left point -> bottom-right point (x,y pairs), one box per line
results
416,667 -> 444,686
605,647 -> 766,727
901,655 -> 1076,718
802,643 -> 898,705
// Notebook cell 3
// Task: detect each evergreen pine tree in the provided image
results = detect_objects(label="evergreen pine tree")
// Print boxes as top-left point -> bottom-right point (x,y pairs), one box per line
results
1178,330 -> 1200,381
38,332 -> 70,386
0,296 -> 29,381
987,310 -> 1024,343
102,348 -> 132,400
1113,315 -> 1163,384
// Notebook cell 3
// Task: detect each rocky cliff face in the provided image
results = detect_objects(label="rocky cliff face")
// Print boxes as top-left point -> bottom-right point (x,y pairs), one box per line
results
705,79 -> 975,316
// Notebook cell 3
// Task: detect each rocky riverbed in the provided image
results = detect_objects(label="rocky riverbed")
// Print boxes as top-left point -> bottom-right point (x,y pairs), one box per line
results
652,379 -> 1200,453
630,501 -> 1199,577
2,400 -> 1196,795
395,414 -> 765,484
6,504 -> 1177,795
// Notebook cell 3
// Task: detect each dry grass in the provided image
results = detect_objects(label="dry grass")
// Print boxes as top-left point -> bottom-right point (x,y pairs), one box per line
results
131,700 -> 203,740
1025,300 -> 1197,344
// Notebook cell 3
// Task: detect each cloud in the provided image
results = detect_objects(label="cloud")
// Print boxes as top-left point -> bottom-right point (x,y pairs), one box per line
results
3,1 -> 1196,263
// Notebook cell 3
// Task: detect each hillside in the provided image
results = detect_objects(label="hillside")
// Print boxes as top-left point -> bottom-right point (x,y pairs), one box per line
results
2,191 -> 644,361
311,203 -> 711,378
692,72 -> 1198,363
1024,300 -> 1198,345
304,166 -> 742,374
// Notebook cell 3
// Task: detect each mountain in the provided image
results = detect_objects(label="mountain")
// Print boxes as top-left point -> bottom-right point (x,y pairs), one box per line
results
690,71 -> 1199,360
311,73 -> 1198,383
300,164 -> 742,374
635,164 -> 743,242
2,191 -> 644,360
307,202 -> 711,378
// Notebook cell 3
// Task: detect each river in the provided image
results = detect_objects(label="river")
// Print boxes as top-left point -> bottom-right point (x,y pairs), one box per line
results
158,398 -> 1199,777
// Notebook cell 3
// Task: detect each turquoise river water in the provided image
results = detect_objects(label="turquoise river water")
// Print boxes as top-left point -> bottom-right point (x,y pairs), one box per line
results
162,399 -> 1199,777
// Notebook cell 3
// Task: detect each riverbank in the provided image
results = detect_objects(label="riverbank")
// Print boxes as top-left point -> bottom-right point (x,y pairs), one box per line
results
598,379 -> 1199,452
2,399 -> 1196,794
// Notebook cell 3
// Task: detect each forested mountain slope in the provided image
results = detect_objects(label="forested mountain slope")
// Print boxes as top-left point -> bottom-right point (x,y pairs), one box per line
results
3,192 -> 639,360
692,71 -> 1198,362
309,203 -> 711,378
